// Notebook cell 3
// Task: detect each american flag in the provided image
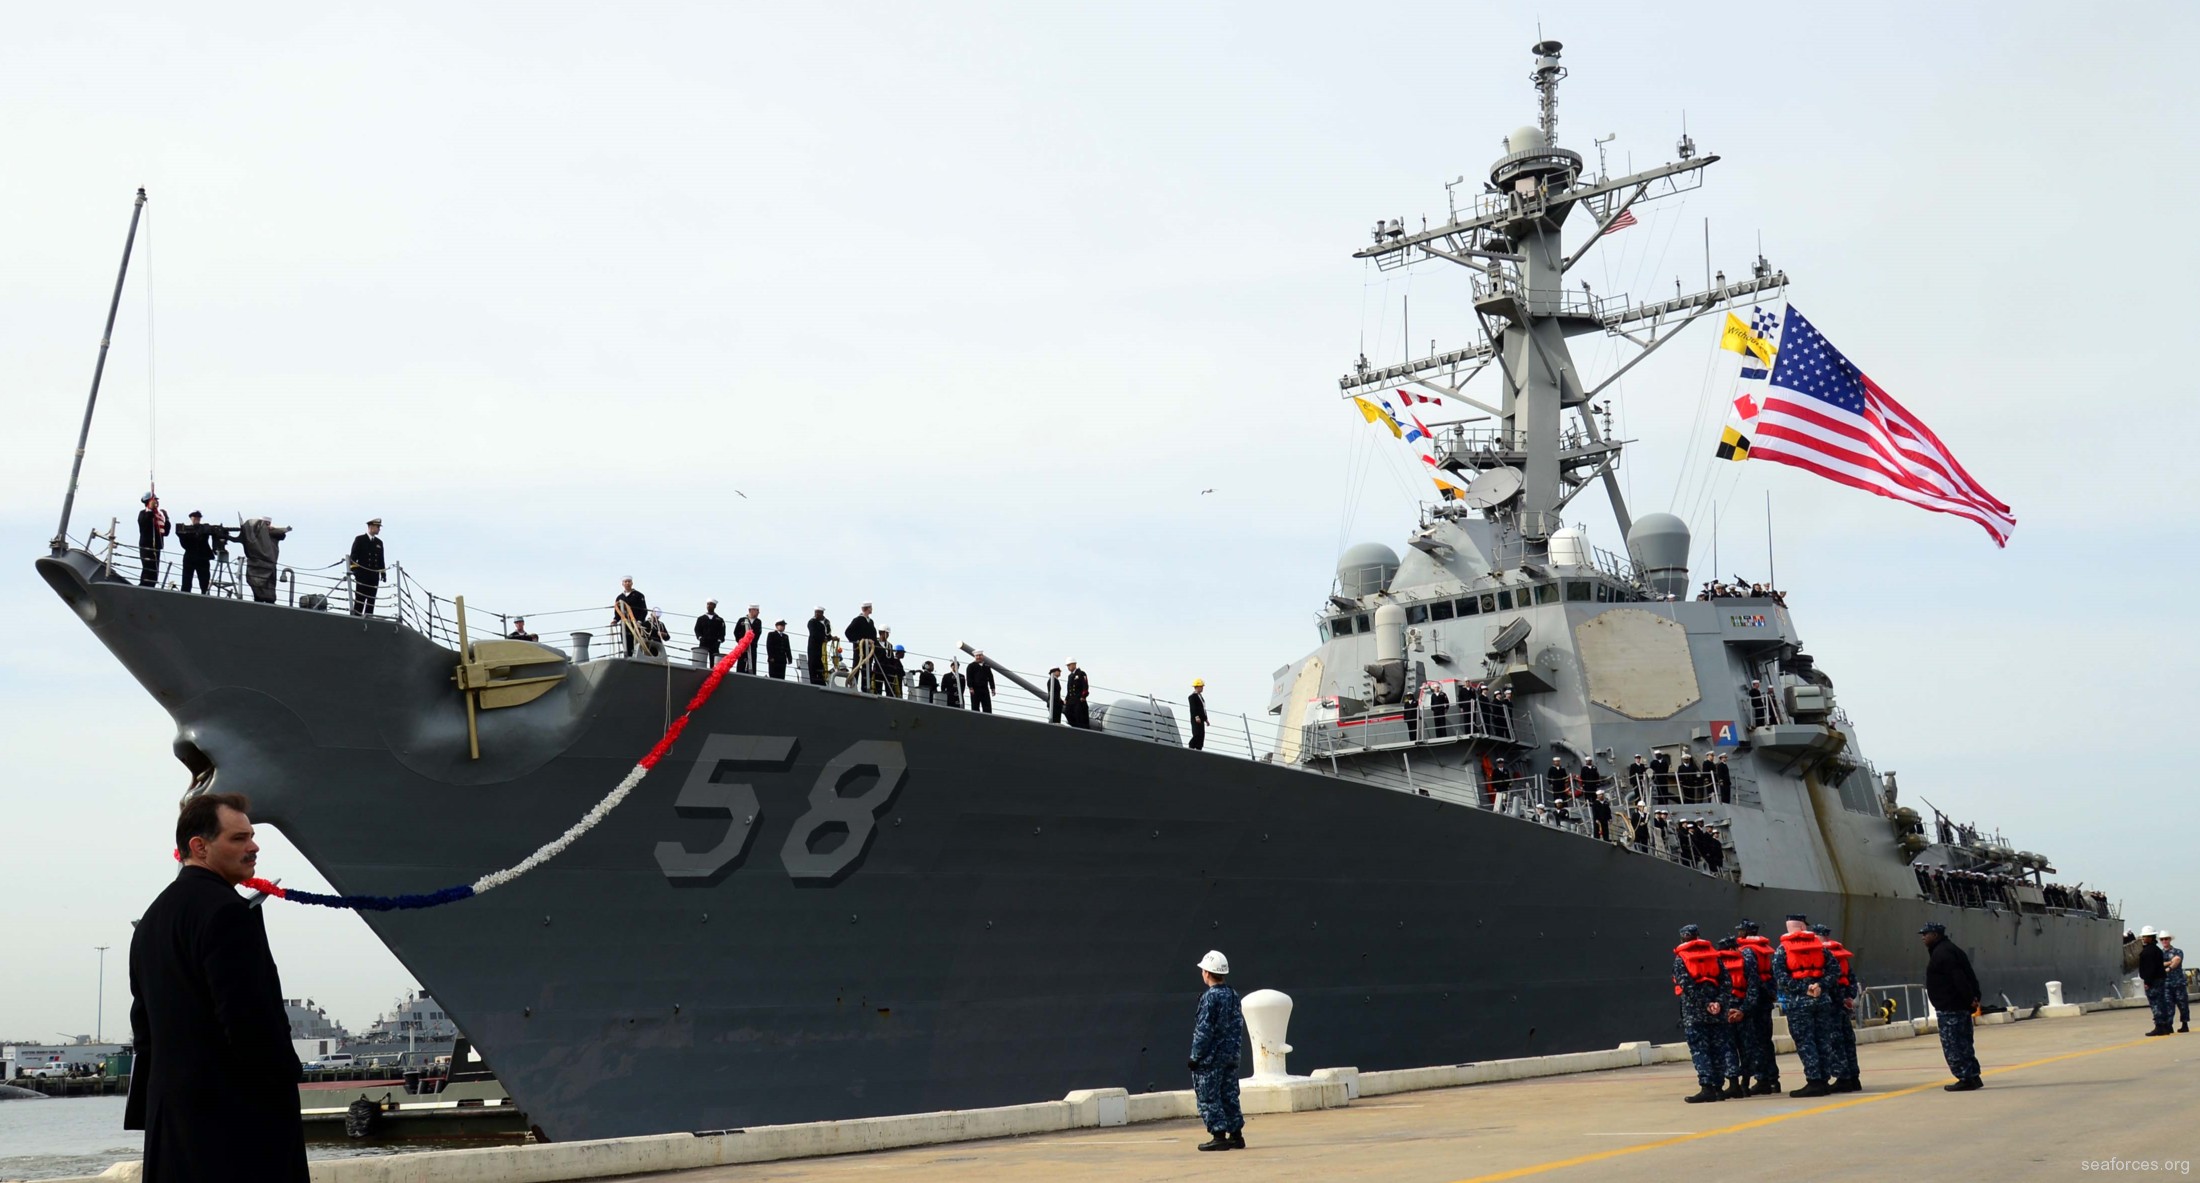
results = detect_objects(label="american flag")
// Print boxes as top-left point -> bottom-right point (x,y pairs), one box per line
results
1751,306 -> 2014,545
1599,208 -> 1638,235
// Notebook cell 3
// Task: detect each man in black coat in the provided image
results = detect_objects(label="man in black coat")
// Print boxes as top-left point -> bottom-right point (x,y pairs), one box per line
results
135,492 -> 170,587
939,659 -> 964,707
694,601 -> 726,665
766,620 -> 793,679
967,652 -> 996,714
733,605 -> 763,674
1064,661 -> 1091,728
1921,922 -> 1984,1090
347,518 -> 385,616
175,511 -> 215,595
805,609 -> 831,684
1711,754 -> 1734,804
127,792 -> 308,1181
1648,750 -> 1673,803
1188,679 -> 1208,751
1047,667 -> 1065,724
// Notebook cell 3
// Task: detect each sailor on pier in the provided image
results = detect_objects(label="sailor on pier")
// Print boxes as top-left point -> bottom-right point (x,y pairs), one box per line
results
1187,950 -> 1247,1151
1672,925 -> 1733,1103
1812,923 -> 1862,1092
1773,915 -> 1838,1096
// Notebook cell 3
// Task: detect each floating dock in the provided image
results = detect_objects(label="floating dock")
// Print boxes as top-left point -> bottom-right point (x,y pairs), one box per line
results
31,997 -> 2187,1183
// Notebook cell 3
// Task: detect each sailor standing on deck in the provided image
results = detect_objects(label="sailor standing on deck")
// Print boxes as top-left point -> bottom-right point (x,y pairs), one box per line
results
805,609 -> 831,684
1047,668 -> 1065,724
734,606 -> 763,674
614,578 -> 649,657
135,492 -> 169,587
1188,679 -> 1208,750
1733,920 -> 1781,1093
694,601 -> 726,665
766,621 -> 792,679
1672,925 -> 1734,1103
1920,922 -> 1983,1089
939,659 -> 964,708
1773,914 -> 1839,1097
175,512 -> 214,594
2161,933 -> 2189,1032
1187,950 -> 1247,1151
1064,662 -> 1091,728
347,519 -> 385,616
1812,924 -> 1862,1092
845,603 -> 878,692
966,652 -> 996,713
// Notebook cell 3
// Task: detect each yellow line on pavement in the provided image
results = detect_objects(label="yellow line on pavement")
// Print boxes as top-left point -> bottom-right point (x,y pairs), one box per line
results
1445,1036 -> 2157,1183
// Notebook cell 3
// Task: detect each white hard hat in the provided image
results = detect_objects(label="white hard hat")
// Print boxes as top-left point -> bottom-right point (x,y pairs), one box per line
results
1197,950 -> 1230,975
2140,925 -> 2159,937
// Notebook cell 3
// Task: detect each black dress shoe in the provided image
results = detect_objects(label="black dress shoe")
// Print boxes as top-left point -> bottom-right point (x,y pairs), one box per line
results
1830,1077 -> 1861,1093
1721,1078 -> 1749,1099
1198,1134 -> 1231,1151
1789,1081 -> 1832,1098
1684,1085 -> 1723,1103
1750,1078 -> 1783,1095
1943,1076 -> 1983,1092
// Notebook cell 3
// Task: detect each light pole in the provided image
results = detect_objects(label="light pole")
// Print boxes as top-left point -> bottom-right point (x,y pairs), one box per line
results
95,945 -> 110,1042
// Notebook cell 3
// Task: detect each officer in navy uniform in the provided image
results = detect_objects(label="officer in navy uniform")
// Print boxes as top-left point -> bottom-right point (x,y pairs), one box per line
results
734,606 -> 763,674
347,519 -> 385,616
1047,668 -> 1065,724
844,603 -> 878,692
613,578 -> 649,657
1671,925 -> 1734,1103
1428,682 -> 1450,739
766,621 -> 792,679
1064,661 -> 1091,728
1920,921 -> 1983,1089
1733,919 -> 1781,1093
176,511 -> 215,594
967,652 -> 996,713
694,601 -> 727,665
2161,933 -> 2189,1033
1187,950 -> 1247,1151
1771,914 -> 1838,1097
1188,679 -> 1208,750
1812,923 -> 1863,1092
805,609 -> 831,684
1712,935 -> 1760,1097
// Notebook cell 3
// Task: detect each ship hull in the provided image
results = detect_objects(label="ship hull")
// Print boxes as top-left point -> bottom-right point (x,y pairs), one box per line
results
43,555 -> 2123,1142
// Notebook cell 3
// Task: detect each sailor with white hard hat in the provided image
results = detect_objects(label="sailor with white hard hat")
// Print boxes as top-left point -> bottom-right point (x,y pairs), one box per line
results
1187,951 -> 1246,1152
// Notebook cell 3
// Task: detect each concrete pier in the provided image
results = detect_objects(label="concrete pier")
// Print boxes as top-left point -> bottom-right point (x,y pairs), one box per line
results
34,1001 -> 2183,1183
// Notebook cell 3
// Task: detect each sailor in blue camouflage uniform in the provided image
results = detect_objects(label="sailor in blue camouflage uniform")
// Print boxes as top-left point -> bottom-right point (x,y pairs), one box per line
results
1712,935 -> 1760,1098
1733,919 -> 1782,1094
1671,925 -> 1734,1103
1771,913 -> 1839,1097
1187,949 -> 1247,1151
2161,933 -> 2189,1033
1812,923 -> 1863,1092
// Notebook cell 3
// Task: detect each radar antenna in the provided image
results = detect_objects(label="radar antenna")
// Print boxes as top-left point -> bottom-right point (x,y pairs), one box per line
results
1343,40 -> 1787,562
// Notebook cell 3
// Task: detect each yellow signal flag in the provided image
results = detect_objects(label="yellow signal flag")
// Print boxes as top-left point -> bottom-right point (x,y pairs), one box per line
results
1718,313 -> 1776,366
1353,396 -> 1403,438
1432,477 -> 1467,501
1715,425 -> 1752,463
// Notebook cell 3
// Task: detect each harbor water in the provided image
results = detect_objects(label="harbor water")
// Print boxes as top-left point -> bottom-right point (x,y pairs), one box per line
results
0,1095 -> 521,1181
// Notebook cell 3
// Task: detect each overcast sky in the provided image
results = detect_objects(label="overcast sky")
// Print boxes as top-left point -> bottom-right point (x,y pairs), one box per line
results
4,2 -> 2195,1040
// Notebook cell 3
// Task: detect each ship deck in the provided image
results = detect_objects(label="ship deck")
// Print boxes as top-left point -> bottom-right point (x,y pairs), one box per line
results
610,1006 -> 2188,1183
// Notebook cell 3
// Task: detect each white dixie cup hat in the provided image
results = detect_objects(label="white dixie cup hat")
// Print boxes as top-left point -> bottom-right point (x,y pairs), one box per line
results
1197,950 -> 1230,975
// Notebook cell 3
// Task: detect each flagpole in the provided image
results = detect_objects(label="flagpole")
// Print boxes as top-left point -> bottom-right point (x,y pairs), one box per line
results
53,188 -> 148,555
1765,492 -> 1775,590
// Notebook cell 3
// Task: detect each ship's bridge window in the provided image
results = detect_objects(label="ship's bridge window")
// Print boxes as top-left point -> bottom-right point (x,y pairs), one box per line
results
1564,581 -> 1592,602
1328,616 -> 1351,636
1534,583 -> 1558,605
1494,589 -> 1513,610
1457,596 -> 1480,617
1355,613 -> 1370,633
1430,600 -> 1454,621
1406,604 -> 1429,624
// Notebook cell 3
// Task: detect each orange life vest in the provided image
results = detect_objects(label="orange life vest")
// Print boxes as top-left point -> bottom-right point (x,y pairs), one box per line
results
1779,931 -> 1828,979
1825,940 -> 1853,988
1718,947 -> 1750,999
1674,939 -> 1724,994
1737,934 -> 1776,984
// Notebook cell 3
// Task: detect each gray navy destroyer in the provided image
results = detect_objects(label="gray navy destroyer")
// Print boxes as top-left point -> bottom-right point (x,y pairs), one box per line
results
39,41 -> 2121,1143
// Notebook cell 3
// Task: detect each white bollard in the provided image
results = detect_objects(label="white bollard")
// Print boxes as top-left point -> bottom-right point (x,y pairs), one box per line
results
1240,989 -> 1296,1080
2046,981 -> 2064,1007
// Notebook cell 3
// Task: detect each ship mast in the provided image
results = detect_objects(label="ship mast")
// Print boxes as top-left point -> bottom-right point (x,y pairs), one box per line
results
1343,41 -> 1786,567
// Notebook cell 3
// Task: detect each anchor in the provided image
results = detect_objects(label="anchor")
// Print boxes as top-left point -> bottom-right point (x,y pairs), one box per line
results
451,595 -> 566,760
